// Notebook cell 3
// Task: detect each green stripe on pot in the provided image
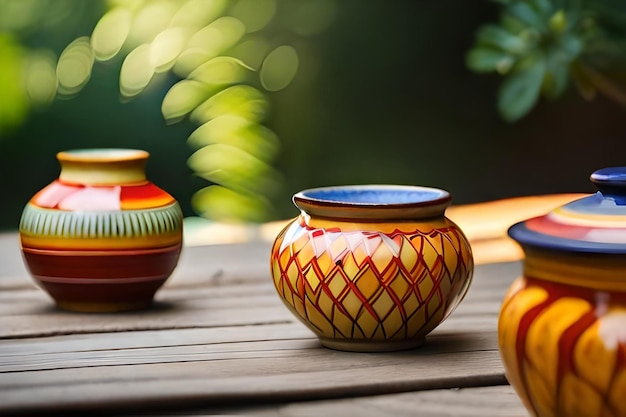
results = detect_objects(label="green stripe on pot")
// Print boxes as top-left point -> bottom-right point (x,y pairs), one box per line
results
19,202 -> 183,239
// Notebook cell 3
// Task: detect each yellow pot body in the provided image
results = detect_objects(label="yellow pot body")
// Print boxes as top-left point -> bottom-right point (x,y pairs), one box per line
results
498,248 -> 626,417
270,214 -> 474,352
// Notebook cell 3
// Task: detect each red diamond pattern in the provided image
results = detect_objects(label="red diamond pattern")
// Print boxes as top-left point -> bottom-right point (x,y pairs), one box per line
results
271,221 -> 474,343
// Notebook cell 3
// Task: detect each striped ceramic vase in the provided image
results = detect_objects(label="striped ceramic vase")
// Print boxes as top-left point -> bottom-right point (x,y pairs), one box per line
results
19,149 -> 183,312
501,167 -> 626,417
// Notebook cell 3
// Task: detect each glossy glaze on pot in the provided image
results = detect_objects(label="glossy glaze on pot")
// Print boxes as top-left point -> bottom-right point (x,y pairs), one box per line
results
270,185 -> 474,352
19,149 -> 183,312
500,167 -> 626,417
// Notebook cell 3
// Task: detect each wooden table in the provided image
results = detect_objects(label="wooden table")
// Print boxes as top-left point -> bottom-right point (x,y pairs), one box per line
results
0,194 -> 582,416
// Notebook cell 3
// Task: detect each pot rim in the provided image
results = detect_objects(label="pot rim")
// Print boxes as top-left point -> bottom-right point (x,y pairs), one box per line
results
508,219 -> 626,254
508,167 -> 626,255
293,184 -> 451,220
57,148 -> 149,163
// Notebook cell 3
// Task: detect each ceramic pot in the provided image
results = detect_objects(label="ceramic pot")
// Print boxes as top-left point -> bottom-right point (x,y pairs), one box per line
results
19,149 -> 183,313
500,167 -> 626,417
270,185 -> 474,352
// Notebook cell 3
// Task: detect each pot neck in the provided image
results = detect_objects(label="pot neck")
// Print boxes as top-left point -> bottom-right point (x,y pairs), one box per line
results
523,246 -> 626,292
57,149 -> 149,186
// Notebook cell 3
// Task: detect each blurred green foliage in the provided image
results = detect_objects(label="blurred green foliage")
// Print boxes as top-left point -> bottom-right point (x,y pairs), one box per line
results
2,1 -> 626,232
467,0 -> 626,121
0,0 -> 334,223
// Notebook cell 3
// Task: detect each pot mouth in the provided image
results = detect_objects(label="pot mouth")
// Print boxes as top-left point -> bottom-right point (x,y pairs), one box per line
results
293,185 -> 451,220
509,167 -> 626,254
57,148 -> 149,162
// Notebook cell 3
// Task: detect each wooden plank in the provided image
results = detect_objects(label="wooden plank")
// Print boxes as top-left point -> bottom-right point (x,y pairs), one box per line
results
217,385 -> 527,417
0,348 -> 506,414
0,323 -> 314,357
0,327 -> 498,373
0,305 -> 292,339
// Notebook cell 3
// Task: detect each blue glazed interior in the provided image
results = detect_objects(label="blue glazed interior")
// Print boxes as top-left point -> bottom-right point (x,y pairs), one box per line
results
563,192 -> 626,214
300,186 -> 448,205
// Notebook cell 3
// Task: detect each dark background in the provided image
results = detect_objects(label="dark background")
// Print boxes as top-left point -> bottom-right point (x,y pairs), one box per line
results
2,0 -> 625,231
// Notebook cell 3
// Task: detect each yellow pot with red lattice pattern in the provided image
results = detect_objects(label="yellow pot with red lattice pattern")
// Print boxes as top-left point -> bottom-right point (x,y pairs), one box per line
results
270,185 -> 474,352
501,167 -> 626,417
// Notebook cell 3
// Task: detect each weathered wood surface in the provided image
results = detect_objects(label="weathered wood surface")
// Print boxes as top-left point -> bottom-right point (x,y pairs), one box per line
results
0,229 -> 522,415
1,193 -> 572,415
217,385 -> 527,417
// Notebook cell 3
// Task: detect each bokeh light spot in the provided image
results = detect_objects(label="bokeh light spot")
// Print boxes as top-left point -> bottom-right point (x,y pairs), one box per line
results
229,37 -> 270,70
188,143 -> 282,197
191,185 -> 274,223
120,43 -> 155,99
56,36 -> 94,97
126,0 -> 179,46
162,79 -> 210,123
188,114 -> 280,160
91,7 -> 131,61
174,17 -> 244,76
24,51 -> 57,105
230,0 -> 276,33
190,85 -> 268,124
150,27 -> 189,72
189,56 -> 250,86
284,0 -> 337,36
260,45 -> 298,91
0,34 -> 29,132
170,0 -> 227,30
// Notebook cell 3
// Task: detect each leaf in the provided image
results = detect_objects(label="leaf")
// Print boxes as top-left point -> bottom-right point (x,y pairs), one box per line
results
174,17 -> 246,76
161,79 -> 211,124
150,27 -> 190,72
189,56 -> 252,86
187,115 -> 280,160
190,84 -> 268,124
466,47 -> 514,74
170,0 -> 228,30
191,185 -> 275,223
530,0 -> 554,18
497,58 -> 546,121
188,142 -> 284,200
559,33 -> 583,60
91,7 -> 131,61
501,13 -> 529,34
119,44 -> 154,99
476,24 -> 526,53
548,10 -> 567,34
506,2 -> 546,31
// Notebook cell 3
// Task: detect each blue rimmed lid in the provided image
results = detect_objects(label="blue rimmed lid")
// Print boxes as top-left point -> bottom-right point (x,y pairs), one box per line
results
293,184 -> 451,220
508,167 -> 626,254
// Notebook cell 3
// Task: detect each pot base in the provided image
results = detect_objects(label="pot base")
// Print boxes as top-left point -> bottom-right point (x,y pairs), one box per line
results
319,337 -> 426,352
55,300 -> 153,313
